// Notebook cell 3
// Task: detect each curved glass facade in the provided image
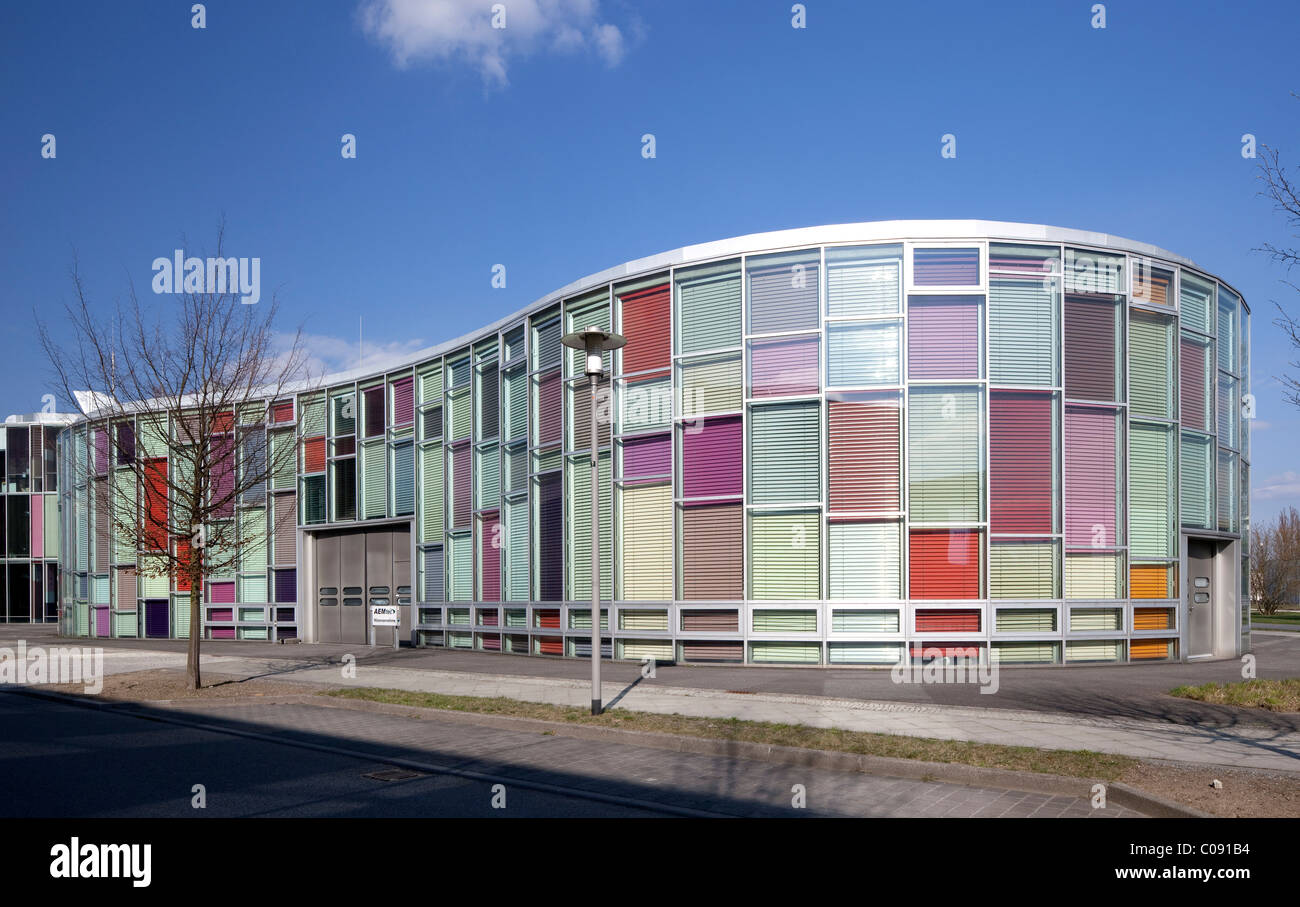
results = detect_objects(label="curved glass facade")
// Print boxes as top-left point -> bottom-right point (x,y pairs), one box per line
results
57,222 -> 1252,665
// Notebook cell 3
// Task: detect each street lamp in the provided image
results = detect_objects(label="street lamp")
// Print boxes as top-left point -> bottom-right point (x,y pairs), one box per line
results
560,325 -> 626,715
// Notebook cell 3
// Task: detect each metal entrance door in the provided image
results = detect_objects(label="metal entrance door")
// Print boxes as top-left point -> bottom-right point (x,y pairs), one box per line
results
314,526 -> 411,645
316,533 -> 342,643
340,531 -> 367,644
1187,538 -> 1215,658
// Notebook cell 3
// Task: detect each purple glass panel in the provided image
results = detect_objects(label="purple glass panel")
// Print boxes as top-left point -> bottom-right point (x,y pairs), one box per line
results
913,247 -> 979,286
538,472 -> 563,600
145,599 -> 169,638
209,627 -> 236,639
907,295 -> 982,379
750,336 -> 819,398
682,415 -> 742,500
274,568 -> 297,603
620,433 -> 671,481
94,606 -> 110,636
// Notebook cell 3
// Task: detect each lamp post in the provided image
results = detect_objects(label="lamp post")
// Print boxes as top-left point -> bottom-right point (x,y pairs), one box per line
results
560,325 -> 626,715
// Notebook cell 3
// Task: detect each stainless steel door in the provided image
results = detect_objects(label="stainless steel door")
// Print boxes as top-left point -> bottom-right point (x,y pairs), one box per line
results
1187,539 -> 1215,657
340,530 -> 367,644
366,529 -> 394,646
316,533 -> 341,644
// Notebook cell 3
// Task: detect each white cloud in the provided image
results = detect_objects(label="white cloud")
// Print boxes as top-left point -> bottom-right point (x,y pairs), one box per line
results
358,0 -> 630,86
275,331 -> 429,383
1254,470 -> 1300,502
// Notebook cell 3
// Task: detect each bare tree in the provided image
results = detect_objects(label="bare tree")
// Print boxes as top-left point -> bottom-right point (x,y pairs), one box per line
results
1257,99 -> 1300,407
1251,507 -> 1300,616
37,225 -> 314,689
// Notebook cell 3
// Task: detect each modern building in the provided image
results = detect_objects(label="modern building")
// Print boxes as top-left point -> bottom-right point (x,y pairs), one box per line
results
56,221 -> 1251,664
2,412 -> 75,622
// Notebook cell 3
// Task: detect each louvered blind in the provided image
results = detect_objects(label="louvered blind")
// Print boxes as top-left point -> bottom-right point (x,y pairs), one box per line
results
450,444 -> 470,528
752,609 -> 817,632
362,439 -> 387,519
619,482 -> 671,600
913,248 -> 979,285
749,335 -> 819,398
391,441 -> 415,516
989,391 -> 1054,534
680,503 -> 743,600
907,387 -> 981,522
989,541 -> 1057,599
476,445 -> 499,508
909,529 -> 979,599
831,608 -> 900,632
1180,431 -> 1213,528
750,402 -> 820,505
828,521 -> 901,598
449,533 -> 472,601
677,263 -> 741,354
503,498 -> 528,601
1064,554 -> 1121,599
907,295 -> 982,379
680,353 -> 742,417
989,277 -> 1057,386
747,251 -> 820,334
1218,288 -> 1239,372
1179,333 -> 1211,431
828,395 -> 900,513
1129,310 -> 1173,419
826,247 -> 901,317
420,445 -> 443,541
619,432 -> 671,482
827,321 -> 899,386
476,364 -> 498,439
478,511 -> 500,601
1179,272 -> 1214,335
568,453 -> 612,601
994,607 -> 1056,632
532,316 -> 562,370
619,282 -> 671,374
536,472 -> 563,600
1064,294 -> 1119,401
1129,422 -> 1174,558
1064,405 -> 1118,548
503,367 -> 527,441
681,416 -> 742,499
1068,607 -> 1123,631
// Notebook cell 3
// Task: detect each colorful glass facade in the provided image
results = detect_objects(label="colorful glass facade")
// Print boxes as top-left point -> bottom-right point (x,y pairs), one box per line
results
57,222 -> 1252,665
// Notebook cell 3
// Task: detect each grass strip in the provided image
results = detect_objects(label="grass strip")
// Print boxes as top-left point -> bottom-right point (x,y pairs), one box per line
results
1170,678 -> 1300,713
324,686 -> 1134,780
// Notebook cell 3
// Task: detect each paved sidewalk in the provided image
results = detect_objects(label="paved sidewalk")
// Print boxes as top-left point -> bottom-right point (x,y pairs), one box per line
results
76,647 -> 1300,773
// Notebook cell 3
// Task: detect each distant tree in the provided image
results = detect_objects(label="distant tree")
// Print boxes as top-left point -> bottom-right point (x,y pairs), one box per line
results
1251,507 -> 1300,616
36,225 -> 313,689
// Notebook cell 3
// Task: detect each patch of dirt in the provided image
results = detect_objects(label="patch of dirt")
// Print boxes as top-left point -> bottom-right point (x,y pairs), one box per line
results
47,668 -> 318,702
1122,761 -> 1300,817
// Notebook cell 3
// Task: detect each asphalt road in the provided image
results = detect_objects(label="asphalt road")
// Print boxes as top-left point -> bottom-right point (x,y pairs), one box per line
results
0,690 -> 1131,818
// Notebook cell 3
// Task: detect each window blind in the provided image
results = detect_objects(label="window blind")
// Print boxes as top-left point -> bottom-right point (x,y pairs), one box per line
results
750,402 -> 820,505
828,395 -> 900,513
989,540 -> 1058,599
1129,310 -> 1174,419
907,295 -> 982,379
828,521 -> 901,599
747,250 -> 820,334
1129,422 -> 1174,558
907,387 -> 981,523
1064,405 -> 1119,548
677,263 -> 741,354
989,276 -> 1056,386
989,391 -> 1054,534
749,510 -> 821,599
827,321 -> 899,387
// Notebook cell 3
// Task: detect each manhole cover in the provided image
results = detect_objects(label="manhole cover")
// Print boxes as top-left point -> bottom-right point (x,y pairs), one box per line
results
363,768 -> 426,782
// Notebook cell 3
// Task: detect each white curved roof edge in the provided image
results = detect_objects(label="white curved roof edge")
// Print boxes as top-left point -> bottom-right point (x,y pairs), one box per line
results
308,219 -> 1244,391
61,220 -> 1248,421
3,412 -> 79,425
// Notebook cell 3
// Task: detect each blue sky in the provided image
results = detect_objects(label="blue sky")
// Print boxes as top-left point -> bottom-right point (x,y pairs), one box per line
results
1,0 -> 1298,521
